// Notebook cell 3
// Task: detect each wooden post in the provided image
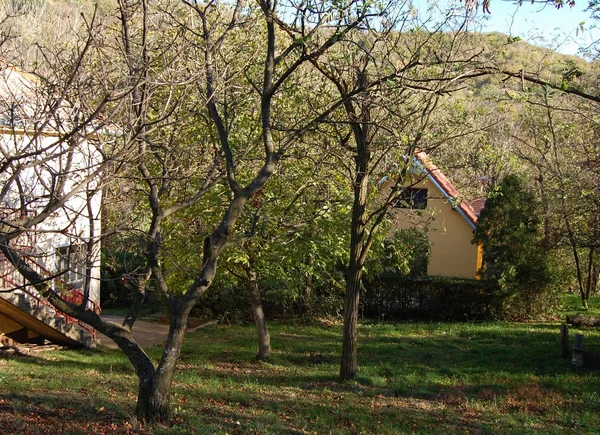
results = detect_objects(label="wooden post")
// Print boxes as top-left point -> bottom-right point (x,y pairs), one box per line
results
560,324 -> 569,358
572,333 -> 584,367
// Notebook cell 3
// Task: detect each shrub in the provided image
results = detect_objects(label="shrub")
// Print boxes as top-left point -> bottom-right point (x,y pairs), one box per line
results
361,274 -> 500,321
473,174 -> 558,320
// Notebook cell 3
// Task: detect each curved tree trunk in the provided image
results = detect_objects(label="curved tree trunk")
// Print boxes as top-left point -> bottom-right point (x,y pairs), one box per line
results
134,296 -> 195,424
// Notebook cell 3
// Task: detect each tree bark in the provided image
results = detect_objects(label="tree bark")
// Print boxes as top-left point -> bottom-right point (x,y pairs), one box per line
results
585,247 -> 596,302
340,262 -> 363,379
135,297 -> 194,424
246,266 -> 271,360
340,130 -> 370,379
566,315 -> 600,327
304,254 -> 314,316
339,67 -> 371,381
135,372 -> 171,425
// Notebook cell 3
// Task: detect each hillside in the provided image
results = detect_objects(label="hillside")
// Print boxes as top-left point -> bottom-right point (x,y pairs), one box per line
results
427,32 -> 597,203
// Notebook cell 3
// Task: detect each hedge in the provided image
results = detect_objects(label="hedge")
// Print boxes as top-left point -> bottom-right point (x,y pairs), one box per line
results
361,274 -> 501,321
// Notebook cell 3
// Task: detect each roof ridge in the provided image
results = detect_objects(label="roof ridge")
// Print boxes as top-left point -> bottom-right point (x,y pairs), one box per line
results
414,151 -> 479,228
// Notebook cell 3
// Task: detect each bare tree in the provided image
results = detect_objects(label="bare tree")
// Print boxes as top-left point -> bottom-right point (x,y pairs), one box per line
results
510,86 -> 600,308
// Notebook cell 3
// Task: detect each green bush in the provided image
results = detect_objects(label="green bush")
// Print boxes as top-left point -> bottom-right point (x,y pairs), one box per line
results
361,272 -> 563,322
473,174 -> 559,320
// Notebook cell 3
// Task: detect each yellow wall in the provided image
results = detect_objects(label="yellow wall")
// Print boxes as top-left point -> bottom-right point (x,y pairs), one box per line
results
390,177 -> 480,279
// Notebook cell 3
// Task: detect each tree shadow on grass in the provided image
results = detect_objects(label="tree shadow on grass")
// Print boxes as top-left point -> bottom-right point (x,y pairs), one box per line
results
10,321 -> 591,395
172,376 -> 560,434
0,391 -> 141,434
356,323 -> 590,377
3,321 -> 600,433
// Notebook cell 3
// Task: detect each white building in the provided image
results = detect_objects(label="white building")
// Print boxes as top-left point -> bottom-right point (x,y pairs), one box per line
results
0,65 -> 102,347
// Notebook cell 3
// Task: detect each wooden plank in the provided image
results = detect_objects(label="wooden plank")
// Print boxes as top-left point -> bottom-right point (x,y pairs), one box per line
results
0,295 -> 81,346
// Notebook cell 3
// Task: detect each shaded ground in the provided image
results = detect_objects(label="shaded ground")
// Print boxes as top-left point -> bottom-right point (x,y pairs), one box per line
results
97,315 -> 170,350
0,396 -> 142,435
95,316 -> 214,349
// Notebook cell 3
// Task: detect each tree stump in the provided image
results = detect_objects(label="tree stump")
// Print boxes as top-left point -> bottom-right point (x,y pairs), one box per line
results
572,333 -> 584,367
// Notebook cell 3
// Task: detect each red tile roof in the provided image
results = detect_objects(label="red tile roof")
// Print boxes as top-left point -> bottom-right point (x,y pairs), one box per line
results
470,198 -> 486,217
415,151 -> 479,229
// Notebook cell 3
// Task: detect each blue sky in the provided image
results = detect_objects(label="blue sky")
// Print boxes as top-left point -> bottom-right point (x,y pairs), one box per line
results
474,1 -> 597,55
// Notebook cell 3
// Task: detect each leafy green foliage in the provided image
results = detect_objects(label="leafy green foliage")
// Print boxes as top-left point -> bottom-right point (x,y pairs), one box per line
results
474,175 -> 559,319
202,147 -> 353,315
377,228 -> 430,277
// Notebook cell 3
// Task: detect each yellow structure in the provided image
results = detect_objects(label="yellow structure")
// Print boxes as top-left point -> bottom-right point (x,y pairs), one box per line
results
387,152 -> 483,279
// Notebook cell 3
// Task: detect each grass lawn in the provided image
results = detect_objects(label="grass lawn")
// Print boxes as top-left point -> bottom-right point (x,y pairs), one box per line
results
559,294 -> 600,318
2,311 -> 600,433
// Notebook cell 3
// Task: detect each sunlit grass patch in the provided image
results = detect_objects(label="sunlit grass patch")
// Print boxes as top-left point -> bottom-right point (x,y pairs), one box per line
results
3,309 -> 600,433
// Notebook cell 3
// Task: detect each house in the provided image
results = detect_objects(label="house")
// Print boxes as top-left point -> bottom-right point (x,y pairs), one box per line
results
387,151 -> 483,279
0,65 -> 101,348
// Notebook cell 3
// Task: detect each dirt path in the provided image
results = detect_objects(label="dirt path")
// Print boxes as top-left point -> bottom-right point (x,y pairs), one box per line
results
97,315 -> 170,350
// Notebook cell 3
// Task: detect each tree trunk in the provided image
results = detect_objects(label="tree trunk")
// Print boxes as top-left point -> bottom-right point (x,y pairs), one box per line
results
340,145 -> 369,380
134,296 -> 194,424
339,71 -> 371,380
585,247 -> 596,302
246,267 -> 271,360
340,262 -> 363,380
131,330 -> 180,424
135,373 -> 171,425
566,220 -> 588,309
536,172 -> 552,251
304,254 -> 314,316
593,264 -> 600,295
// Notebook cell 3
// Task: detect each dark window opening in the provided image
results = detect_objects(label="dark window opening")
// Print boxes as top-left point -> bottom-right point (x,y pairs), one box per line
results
394,188 -> 428,210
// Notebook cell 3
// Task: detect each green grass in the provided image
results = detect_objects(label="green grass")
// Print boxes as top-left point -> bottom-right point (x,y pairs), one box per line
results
559,293 -> 600,318
2,306 -> 600,433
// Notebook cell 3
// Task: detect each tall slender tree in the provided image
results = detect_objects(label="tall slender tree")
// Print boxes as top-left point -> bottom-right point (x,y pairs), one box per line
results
307,7 -> 488,379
